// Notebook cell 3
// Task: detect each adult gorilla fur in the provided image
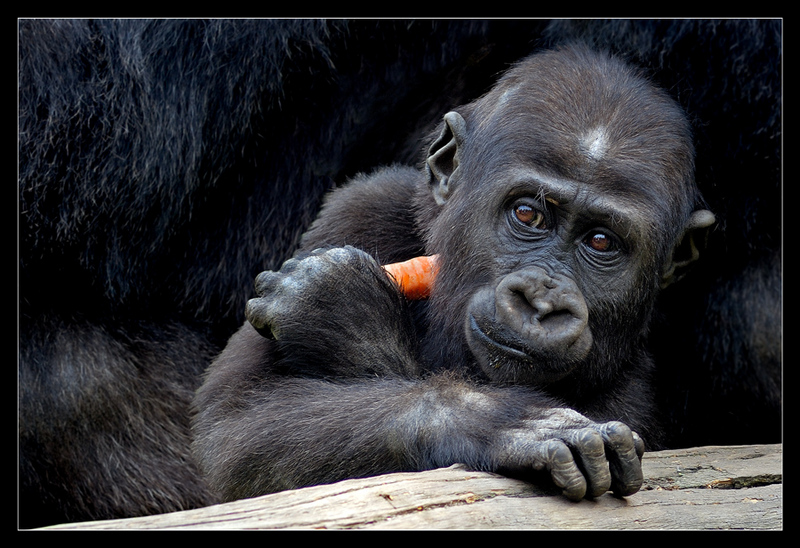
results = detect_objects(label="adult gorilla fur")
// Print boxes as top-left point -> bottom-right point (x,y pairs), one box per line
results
18,19 -> 781,528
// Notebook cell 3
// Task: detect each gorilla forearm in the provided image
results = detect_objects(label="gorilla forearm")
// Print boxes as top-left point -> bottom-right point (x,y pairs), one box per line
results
194,355 -> 642,502
194,374 -> 416,499
195,315 -> 645,502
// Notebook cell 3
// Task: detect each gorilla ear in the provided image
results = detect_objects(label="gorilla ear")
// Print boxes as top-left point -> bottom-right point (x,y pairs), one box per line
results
426,111 -> 467,205
660,209 -> 716,288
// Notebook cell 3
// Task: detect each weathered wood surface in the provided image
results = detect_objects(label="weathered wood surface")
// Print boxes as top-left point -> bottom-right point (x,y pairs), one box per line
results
42,443 -> 781,531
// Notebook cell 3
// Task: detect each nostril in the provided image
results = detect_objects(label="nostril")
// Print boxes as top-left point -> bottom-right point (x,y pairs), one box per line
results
537,308 -> 578,333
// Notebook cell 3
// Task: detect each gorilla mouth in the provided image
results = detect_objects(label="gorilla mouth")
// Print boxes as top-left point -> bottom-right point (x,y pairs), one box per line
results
466,314 -> 581,384
467,314 -> 535,365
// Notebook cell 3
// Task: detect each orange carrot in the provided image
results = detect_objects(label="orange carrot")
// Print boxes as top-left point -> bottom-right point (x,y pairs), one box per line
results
382,255 -> 439,300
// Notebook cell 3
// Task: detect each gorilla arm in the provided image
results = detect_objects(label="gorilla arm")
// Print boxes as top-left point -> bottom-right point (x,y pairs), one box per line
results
191,245 -> 644,503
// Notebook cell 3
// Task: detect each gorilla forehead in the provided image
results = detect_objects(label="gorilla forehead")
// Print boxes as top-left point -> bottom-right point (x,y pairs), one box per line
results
462,46 -> 695,218
476,87 -> 691,173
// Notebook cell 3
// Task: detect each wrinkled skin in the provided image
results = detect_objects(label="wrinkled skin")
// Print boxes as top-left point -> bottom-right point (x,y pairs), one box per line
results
192,45 -> 713,503
466,267 -> 593,384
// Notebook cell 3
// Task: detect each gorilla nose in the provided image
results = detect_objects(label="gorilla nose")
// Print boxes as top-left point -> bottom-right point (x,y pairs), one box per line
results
494,268 -> 592,361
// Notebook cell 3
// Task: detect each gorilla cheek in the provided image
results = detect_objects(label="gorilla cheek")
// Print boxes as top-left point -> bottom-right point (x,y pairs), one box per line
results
465,268 -> 594,384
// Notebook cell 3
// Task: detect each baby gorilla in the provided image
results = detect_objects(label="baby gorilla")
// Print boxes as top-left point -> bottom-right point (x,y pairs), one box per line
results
191,44 -> 714,503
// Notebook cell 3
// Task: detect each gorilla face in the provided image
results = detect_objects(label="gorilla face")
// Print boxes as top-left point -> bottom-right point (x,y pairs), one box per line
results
422,47 -> 712,386
441,161 -> 658,385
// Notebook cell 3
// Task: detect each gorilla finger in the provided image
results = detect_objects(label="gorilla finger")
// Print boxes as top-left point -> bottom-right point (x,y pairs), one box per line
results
540,439 -> 587,501
283,255 -> 307,273
245,298 -> 277,339
599,422 -> 644,497
254,269 -> 282,296
569,428 -> 612,498
324,245 -> 377,269
633,431 -> 645,459
321,246 -> 357,263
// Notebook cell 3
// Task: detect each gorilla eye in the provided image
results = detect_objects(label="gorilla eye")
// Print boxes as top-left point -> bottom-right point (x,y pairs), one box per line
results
584,231 -> 617,253
512,202 -> 547,229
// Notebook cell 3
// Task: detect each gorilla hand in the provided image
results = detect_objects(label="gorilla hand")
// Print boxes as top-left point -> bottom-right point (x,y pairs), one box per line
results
245,246 -> 417,376
494,409 -> 645,500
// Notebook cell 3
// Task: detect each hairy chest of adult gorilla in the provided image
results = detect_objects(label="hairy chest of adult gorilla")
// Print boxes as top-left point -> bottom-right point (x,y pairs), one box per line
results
191,44 -> 714,504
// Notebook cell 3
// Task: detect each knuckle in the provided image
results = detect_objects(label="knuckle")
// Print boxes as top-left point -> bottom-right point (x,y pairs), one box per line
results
600,421 -> 634,446
542,438 -> 572,465
574,427 -> 605,455
324,247 -> 351,263
279,256 -> 301,273
254,270 -> 280,295
539,440 -> 586,500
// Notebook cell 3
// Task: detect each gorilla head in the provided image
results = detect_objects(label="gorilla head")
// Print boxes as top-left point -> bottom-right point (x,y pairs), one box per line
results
420,46 -> 714,387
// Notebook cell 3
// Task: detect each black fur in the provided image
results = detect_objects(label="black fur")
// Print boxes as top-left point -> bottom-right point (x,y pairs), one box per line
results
18,18 -> 552,528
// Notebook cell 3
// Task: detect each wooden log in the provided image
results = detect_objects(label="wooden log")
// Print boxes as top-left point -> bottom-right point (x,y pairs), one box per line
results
39,443 -> 782,531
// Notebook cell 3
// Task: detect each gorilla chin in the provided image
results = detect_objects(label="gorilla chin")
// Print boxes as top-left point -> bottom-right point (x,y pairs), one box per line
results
464,287 -> 594,385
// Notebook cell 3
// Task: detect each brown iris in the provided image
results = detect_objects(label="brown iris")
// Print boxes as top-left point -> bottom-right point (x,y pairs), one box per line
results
586,232 -> 612,252
513,203 -> 546,228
